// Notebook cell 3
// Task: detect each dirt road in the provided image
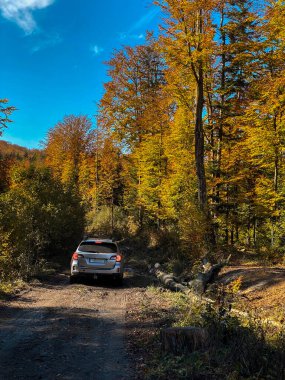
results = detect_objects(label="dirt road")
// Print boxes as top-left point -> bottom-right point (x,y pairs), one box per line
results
0,274 -> 141,380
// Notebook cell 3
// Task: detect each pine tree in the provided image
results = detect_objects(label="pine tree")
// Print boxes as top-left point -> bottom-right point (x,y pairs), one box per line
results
210,0 -> 261,244
0,99 -> 16,135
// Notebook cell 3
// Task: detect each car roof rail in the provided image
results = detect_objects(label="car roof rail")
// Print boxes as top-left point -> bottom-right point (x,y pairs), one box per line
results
82,232 -> 117,242
84,236 -> 115,242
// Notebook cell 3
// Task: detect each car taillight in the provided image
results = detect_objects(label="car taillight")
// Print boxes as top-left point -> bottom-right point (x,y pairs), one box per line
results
72,252 -> 84,260
110,255 -> 122,262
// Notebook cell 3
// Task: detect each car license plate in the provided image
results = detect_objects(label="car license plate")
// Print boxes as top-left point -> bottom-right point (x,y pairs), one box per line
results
89,258 -> 105,263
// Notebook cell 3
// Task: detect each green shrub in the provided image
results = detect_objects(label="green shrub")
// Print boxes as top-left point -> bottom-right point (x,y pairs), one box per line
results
0,166 -> 85,280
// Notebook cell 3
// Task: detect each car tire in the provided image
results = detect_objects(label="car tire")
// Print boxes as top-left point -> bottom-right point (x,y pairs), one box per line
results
69,275 -> 78,284
114,274 -> 123,286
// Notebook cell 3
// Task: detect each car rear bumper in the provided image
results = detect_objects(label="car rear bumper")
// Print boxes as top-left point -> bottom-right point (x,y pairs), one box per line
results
71,261 -> 123,276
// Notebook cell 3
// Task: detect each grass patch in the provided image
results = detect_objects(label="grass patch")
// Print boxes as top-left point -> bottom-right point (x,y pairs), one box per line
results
0,278 -> 27,299
127,285 -> 285,379
0,259 -> 59,300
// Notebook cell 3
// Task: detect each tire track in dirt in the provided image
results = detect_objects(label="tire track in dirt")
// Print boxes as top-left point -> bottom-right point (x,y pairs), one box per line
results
0,275 -> 134,380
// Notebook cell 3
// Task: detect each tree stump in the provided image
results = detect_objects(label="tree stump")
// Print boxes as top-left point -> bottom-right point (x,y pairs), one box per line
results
161,326 -> 209,355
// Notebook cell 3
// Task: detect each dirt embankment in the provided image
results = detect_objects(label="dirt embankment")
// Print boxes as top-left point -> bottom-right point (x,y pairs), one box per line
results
0,273 -> 151,380
219,265 -> 285,320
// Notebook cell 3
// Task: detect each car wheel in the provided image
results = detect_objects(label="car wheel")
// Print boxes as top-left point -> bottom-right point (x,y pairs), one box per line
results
114,274 -> 123,286
69,275 -> 78,284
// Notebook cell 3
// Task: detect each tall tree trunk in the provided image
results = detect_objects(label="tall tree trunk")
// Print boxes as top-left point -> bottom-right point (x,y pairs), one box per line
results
271,114 -> 279,248
216,6 -> 226,207
194,10 -> 216,247
194,9 -> 207,212
195,67 -> 207,210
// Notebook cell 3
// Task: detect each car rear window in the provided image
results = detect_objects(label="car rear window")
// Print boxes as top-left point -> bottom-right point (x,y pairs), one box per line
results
78,241 -> 117,253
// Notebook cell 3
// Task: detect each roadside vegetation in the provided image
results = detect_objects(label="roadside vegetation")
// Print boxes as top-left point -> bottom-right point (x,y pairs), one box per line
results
1,1 -> 285,377
126,282 -> 285,379
0,165 -> 84,293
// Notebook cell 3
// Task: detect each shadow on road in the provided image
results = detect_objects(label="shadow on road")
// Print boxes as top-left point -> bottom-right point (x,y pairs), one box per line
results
0,275 -> 148,379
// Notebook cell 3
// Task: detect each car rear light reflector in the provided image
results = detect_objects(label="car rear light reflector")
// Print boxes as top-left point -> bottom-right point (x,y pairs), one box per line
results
110,255 -> 122,262
72,253 -> 84,260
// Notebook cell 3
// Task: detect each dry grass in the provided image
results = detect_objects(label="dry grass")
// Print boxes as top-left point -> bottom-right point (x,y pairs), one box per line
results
126,268 -> 285,379
219,265 -> 285,321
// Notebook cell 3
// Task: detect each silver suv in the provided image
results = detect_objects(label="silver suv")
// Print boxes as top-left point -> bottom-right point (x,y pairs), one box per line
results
70,238 -> 124,284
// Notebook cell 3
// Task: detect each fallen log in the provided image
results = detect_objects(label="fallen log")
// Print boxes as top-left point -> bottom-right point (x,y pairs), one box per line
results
152,263 -> 190,293
161,326 -> 209,355
152,260 -> 283,330
188,261 -> 226,294
153,257 -> 230,295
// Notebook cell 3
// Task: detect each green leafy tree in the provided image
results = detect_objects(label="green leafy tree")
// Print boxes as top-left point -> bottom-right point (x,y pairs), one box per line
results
0,166 -> 84,279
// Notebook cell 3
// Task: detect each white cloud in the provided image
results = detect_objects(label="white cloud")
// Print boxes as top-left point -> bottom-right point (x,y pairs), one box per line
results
0,0 -> 54,34
90,44 -> 104,56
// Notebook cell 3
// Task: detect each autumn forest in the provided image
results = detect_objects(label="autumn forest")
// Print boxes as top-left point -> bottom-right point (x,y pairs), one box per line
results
1,0 -> 285,281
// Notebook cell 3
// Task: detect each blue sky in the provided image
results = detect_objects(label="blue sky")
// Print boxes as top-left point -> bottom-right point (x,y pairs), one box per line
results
0,0 -> 160,148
